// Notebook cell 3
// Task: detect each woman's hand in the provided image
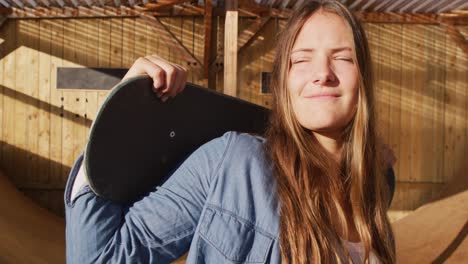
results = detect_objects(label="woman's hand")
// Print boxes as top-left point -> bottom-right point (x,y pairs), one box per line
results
121,55 -> 188,102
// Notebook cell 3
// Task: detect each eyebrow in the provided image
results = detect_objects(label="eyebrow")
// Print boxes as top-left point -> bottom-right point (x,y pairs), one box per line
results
291,47 -> 353,54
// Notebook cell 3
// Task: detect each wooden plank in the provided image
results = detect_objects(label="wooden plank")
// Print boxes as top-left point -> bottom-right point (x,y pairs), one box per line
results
444,25 -> 458,182
237,17 -> 271,56
0,17 -> 5,164
213,16 -> 271,76
258,17 -> 275,108
73,18 -> 88,167
2,20 -> 16,183
134,17 -> 147,64
385,24 -> 403,179
421,25 -> 446,183
145,18 -> 158,57
365,23 -> 383,141
452,25 -> 467,182
439,22 -> 467,55
157,17 -> 171,62
430,26 -> 446,183
122,17 -> 135,68
141,14 -> 202,67
108,17 -> 124,155
378,24 -> 390,147
355,12 -> 468,25
97,18 -> 111,110
61,19 -> 77,181
25,19 -> 40,184
37,19 -> 52,186
9,5 -> 203,19
207,13 -> 218,89
237,17 -> 253,103
84,18 -> 99,125
203,0 -> 213,78
224,2 -> 238,97
420,25 -> 436,183
215,16 -> 225,93
399,25 -> 416,182
409,25 -> 425,182
193,16 -> 206,86
49,19 -> 64,184
110,17 -> 123,69
182,16 -> 194,83
0,18 -> 7,165
14,20 -> 28,185
167,16 -> 184,72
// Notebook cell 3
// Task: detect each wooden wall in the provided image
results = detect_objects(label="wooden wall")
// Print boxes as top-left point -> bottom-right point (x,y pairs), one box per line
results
234,18 -> 467,221
0,17 -> 466,221
0,17 -> 206,217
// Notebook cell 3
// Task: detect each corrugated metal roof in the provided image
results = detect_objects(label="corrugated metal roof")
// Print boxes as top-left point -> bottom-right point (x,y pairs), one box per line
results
252,0 -> 468,14
1,0 -> 467,14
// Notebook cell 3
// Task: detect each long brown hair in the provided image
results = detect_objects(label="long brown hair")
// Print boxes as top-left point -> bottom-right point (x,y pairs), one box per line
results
265,0 -> 395,263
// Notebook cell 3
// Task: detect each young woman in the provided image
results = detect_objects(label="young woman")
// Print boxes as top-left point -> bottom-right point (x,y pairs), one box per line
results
65,1 -> 395,263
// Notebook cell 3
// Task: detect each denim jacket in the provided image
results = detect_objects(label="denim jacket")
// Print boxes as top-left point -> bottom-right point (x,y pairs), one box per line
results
65,132 -> 282,263
65,131 -> 393,263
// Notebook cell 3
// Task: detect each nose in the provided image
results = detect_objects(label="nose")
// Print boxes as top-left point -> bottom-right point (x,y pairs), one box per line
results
312,58 -> 336,85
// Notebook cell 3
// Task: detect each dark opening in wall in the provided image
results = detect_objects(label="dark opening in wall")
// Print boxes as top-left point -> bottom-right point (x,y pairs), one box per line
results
261,72 -> 272,94
57,67 -> 128,90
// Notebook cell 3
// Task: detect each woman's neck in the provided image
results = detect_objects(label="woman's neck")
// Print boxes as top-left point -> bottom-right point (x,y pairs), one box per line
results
312,131 -> 343,162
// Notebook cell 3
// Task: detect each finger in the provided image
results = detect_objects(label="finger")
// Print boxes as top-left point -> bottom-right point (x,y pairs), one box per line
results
169,64 -> 187,98
145,55 -> 177,94
125,57 -> 166,92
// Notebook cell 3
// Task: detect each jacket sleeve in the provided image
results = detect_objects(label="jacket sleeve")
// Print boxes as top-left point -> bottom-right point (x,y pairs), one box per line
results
64,132 -> 233,264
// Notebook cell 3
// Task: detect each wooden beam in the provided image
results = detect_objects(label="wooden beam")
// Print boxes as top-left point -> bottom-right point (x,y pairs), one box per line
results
207,8 -> 218,90
203,0 -> 213,78
237,16 -> 271,55
0,7 -> 12,15
224,0 -> 238,96
439,21 -> 468,55
8,6 -> 136,18
140,0 -> 191,11
355,12 -> 468,25
140,13 -> 202,68
214,0 -> 291,18
6,6 -> 204,18
0,16 -> 7,29
39,0 -> 50,7
212,16 -> 271,73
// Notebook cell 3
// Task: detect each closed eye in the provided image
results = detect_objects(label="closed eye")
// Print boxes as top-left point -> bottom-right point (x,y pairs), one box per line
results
335,57 -> 353,62
293,60 -> 307,64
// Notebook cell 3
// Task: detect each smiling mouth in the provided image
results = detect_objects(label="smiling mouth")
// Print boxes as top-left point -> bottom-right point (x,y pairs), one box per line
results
304,94 -> 340,99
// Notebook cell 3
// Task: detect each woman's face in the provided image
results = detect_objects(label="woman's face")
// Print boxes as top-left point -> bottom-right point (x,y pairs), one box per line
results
288,11 -> 359,139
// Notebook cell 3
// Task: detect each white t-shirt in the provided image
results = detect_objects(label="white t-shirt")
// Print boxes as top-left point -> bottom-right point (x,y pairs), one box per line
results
344,239 -> 381,264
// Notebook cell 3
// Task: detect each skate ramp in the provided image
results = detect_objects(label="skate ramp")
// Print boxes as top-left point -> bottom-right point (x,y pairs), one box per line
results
0,170 -> 65,264
393,159 -> 468,263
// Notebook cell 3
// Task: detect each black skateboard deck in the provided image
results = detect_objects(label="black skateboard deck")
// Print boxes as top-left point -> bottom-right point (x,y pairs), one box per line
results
84,76 -> 270,204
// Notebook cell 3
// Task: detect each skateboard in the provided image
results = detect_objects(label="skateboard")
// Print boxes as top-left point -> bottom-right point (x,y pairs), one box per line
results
84,76 -> 270,204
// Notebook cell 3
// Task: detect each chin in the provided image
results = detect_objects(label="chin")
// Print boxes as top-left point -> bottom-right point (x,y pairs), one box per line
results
299,119 -> 346,135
